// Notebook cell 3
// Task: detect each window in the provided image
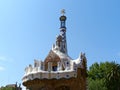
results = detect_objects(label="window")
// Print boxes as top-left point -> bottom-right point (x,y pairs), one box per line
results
52,66 -> 57,71
67,62 -> 69,65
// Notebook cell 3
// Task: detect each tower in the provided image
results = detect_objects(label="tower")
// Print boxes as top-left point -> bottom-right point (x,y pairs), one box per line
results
22,10 -> 87,90
54,9 -> 67,54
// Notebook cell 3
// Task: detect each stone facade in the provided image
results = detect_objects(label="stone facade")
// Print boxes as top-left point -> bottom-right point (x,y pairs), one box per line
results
23,61 -> 87,90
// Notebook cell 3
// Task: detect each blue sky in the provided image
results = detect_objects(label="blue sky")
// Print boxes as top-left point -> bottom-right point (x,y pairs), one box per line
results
0,0 -> 120,88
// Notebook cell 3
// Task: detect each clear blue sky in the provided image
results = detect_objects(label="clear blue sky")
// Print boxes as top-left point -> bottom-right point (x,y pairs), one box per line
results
0,0 -> 120,88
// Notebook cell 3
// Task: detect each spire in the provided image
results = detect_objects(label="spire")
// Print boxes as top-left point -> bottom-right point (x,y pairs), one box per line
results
52,9 -> 68,54
58,9 -> 67,54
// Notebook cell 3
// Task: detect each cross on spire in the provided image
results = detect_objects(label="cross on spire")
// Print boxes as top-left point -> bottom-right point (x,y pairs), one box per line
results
61,9 -> 65,15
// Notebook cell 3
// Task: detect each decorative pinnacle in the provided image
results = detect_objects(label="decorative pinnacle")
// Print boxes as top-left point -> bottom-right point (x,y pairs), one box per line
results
61,9 -> 65,15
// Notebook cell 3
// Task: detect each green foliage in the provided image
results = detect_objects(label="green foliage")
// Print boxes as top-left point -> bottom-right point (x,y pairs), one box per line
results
88,78 -> 107,90
0,87 -> 15,90
105,62 -> 120,90
88,61 -> 120,90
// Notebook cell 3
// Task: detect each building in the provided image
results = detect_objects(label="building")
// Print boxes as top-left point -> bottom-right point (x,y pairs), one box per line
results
22,10 -> 87,90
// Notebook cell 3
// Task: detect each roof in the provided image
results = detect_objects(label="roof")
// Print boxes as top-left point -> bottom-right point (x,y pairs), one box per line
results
44,50 -> 61,63
52,49 -> 72,60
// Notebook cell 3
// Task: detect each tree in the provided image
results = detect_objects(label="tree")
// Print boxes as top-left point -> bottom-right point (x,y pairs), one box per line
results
88,61 -> 120,90
0,87 -> 15,90
88,62 -> 108,90
105,62 -> 120,90
88,78 -> 107,90
88,62 -> 110,80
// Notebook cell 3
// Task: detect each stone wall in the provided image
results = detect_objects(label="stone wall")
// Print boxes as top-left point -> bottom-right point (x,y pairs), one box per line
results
23,68 -> 87,90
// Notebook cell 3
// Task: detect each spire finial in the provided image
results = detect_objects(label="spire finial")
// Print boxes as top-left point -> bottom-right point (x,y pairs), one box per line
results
61,9 -> 65,15
60,9 -> 66,21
